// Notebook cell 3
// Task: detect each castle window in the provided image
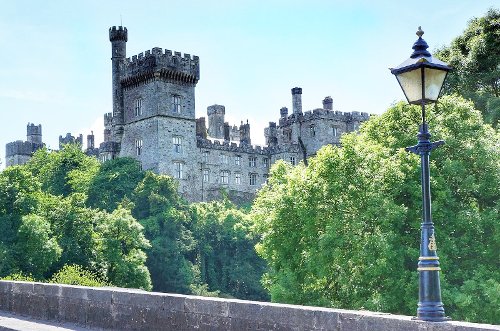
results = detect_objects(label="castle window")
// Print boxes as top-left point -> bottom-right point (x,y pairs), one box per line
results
172,95 -> 181,113
173,136 -> 182,153
221,170 -> 229,184
235,173 -> 241,185
249,173 -> 257,186
174,162 -> 183,179
203,151 -> 209,163
249,157 -> 256,167
203,169 -> 210,183
220,154 -> 229,164
332,127 -> 339,137
310,125 -> 316,137
263,158 -> 269,168
135,139 -> 143,156
285,130 -> 292,141
290,156 -> 296,165
135,98 -> 143,116
235,155 -> 241,166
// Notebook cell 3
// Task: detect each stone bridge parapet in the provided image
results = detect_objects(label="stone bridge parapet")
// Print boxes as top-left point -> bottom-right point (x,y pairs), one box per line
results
0,281 -> 498,331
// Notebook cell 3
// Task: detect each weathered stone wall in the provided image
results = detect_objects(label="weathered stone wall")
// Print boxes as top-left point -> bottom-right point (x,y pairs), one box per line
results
0,281 -> 498,331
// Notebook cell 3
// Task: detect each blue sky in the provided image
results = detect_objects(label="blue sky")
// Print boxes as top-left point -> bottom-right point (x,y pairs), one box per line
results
0,0 -> 497,168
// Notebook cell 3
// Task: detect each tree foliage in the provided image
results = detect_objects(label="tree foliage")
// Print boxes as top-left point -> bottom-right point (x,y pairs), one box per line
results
435,8 -> 500,127
252,95 -> 499,324
191,200 -> 269,301
131,172 -> 195,293
26,144 -> 100,196
87,157 -> 145,212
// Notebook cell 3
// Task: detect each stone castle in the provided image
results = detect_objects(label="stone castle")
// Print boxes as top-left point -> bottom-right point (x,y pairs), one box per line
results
5,26 -> 370,202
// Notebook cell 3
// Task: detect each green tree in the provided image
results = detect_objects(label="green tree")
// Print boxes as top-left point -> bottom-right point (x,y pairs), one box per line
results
191,200 -> 269,301
27,144 -> 100,197
16,214 -> 62,278
98,206 -> 152,290
435,8 -> 500,126
132,172 -> 195,293
253,95 -> 499,323
87,157 -> 145,212
0,166 -> 42,276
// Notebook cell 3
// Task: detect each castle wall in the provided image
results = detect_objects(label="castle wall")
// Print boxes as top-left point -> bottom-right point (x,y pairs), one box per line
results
5,140 -> 44,167
197,139 -> 271,202
123,80 -> 196,124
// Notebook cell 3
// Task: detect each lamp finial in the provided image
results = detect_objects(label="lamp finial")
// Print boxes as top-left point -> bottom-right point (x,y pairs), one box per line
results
417,26 -> 424,38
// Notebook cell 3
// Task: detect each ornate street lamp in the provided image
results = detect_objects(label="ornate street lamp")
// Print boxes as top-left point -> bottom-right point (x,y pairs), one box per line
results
390,27 -> 451,322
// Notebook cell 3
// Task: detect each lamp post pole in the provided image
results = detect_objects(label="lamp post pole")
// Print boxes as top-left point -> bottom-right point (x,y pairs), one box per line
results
390,27 -> 451,322
406,103 -> 446,321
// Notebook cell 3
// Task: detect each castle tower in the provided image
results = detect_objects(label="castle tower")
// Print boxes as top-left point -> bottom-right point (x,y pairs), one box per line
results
323,96 -> 333,110
239,120 -> 251,145
26,123 -> 42,144
5,123 -> 44,167
196,117 -> 207,139
291,87 -> 302,114
207,105 -> 225,139
109,26 -> 128,141
280,107 -> 288,118
264,122 -> 278,147
87,131 -> 95,149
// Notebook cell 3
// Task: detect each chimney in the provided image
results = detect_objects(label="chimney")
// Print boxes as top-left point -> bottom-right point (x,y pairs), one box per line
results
323,96 -> 333,110
291,87 -> 302,114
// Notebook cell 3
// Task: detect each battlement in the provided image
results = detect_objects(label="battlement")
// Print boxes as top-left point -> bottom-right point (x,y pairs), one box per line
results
104,113 -> 113,126
197,137 -> 299,156
109,26 -> 128,42
99,141 -> 120,153
6,141 -> 43,157
207,104 -> 225,116
121,47 -> 200,86
197,137 -> 270,155
279,109 -> 370,126
26,123 -> 42,136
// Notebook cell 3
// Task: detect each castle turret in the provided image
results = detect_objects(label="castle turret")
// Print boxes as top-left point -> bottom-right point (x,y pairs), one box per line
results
207,105 -> 225,139
239,120 -> 251,145
280,107 -> 289,118
264,122 -> 278,147
223,122 -> 230,141
196,117 -> 207,139
26,123 -> 42,144
59,133 -> 83,149
87,131 -> 95,149
109,26 -> 127,141
291,87 -> 302,114
323,96 -> 333,110
5,123 -> 44,167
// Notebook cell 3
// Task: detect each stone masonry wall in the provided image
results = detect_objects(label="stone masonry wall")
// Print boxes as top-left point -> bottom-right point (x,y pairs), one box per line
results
0,281 -> 498,331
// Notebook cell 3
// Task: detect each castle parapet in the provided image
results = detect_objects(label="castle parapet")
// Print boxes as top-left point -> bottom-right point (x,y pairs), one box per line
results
122,48 -> 200,87
6,141 -> 43,157
109,26 -> 128,42
279,109 -> 370,126
197,137 -> 271,155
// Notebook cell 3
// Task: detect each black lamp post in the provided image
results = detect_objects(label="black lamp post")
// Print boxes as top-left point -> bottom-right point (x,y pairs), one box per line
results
390,27 -> 451,322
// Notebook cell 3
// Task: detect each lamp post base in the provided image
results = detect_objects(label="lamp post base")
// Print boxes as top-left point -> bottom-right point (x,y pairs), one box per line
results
415,302 -> 450,322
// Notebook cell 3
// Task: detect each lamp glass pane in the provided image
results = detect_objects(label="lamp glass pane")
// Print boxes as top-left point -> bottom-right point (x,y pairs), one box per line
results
424,68 -> 447,101
396,68 -> 422,103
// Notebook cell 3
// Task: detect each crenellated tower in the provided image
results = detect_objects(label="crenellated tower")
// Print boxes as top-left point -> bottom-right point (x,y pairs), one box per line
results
109,26 -> 128,145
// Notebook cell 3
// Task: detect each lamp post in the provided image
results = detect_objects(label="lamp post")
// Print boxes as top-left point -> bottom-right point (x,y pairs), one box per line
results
390,27 -> 451,322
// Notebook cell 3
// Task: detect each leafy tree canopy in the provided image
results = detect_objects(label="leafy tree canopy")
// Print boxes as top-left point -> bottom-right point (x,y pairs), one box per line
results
435,8 -> 500,126
252,95 -> 499,324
